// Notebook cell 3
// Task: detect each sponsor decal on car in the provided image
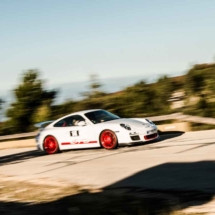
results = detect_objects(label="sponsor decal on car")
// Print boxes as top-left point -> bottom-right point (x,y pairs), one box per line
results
70,130 -> 79,136
61,140 -> 98,145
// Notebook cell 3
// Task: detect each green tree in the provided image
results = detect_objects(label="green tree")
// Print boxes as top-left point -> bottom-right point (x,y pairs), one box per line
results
183,63 -> 215,117
0,98 -> 4,112
156,75 -> 174,102
0,98 -> 4,107
7,70 -> 57,133
185,63 -> 215,96
0,98 -> 5,122
82,74 -> 106,99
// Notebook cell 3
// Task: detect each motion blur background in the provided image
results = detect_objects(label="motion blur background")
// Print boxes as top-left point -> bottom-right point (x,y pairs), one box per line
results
1,0 -> 215,134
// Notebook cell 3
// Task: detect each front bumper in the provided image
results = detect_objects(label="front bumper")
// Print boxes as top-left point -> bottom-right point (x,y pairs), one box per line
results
117,131 -> 159,146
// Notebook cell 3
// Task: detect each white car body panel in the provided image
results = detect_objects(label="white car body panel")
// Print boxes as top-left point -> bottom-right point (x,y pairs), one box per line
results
36,109 -> 159,152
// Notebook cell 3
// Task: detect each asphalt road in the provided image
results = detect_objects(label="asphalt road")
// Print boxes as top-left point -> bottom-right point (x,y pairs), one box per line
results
1,129 -> 215,192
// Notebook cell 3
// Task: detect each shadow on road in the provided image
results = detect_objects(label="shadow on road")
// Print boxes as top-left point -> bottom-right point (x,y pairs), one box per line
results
158,131 -> 185,142
0,150 -> 44,166
1,160 -> 215,214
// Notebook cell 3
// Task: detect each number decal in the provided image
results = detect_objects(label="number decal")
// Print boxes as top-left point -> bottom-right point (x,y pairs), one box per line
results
70,130 -> 79,136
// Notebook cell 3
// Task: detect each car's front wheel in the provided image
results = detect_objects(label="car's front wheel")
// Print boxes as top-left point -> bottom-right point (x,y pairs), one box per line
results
43,135 -> 60,154
100,130 -> 118,150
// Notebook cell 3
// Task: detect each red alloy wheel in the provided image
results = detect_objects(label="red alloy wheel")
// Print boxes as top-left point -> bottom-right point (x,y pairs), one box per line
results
100,130 -> 118,149
43,136 -> 59,154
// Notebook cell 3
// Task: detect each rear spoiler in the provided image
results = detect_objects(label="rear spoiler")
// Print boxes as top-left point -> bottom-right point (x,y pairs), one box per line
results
34,120 -> 54,129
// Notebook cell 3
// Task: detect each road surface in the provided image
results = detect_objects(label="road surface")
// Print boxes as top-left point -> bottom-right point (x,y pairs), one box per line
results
1,129 -> 215,192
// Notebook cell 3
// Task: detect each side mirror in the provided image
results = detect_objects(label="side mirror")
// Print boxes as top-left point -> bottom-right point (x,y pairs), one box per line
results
77,121 -> 86,126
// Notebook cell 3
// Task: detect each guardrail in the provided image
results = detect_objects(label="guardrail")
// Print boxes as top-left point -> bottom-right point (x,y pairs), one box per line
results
147,113 -> 183,121
148,113 -> 215,125
0,131 -> 37,141
1,113 -> 215,141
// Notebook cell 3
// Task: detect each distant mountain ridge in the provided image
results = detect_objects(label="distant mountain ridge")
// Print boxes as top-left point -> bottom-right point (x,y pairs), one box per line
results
0,73 -> 183,105
54,75 -> 149,103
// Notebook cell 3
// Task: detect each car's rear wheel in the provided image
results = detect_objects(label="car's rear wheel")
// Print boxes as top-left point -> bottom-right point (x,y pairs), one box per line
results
100,130 -> 118,150
43,135 -> 59,154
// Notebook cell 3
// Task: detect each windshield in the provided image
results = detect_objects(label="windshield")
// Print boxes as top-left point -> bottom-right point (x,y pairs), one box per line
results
85,110 -> 120,124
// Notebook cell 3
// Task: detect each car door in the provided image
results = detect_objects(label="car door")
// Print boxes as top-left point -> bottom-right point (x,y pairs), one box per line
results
69,124 -> 99,148
54,115 -> 99,149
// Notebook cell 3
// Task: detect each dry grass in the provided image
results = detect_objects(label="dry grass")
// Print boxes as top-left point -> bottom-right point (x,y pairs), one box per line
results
0,178 -> 209,215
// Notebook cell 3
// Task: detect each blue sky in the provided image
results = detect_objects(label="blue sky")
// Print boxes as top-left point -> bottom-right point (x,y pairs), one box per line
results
0,0 -> 215,101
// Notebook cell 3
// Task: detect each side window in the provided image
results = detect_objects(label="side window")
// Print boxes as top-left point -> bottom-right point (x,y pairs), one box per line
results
54,115 -> 85,127
54,118 -> 66,127
54,116 -> 73,127
71,115 -> 85,126
54,119 -> 67,127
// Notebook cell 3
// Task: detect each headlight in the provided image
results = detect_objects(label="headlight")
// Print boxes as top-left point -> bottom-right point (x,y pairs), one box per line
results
120,123 -> 131,130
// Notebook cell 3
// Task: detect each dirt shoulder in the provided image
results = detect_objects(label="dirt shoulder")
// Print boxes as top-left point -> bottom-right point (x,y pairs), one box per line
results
0,176 -> 210,215
0,139 -> 35,150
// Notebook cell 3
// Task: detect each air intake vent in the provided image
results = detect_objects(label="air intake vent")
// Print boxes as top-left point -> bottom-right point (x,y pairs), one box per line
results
144,133 -> 158,140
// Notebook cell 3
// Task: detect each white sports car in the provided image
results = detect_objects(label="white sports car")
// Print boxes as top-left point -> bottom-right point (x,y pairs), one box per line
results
35,109 -> 159,154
